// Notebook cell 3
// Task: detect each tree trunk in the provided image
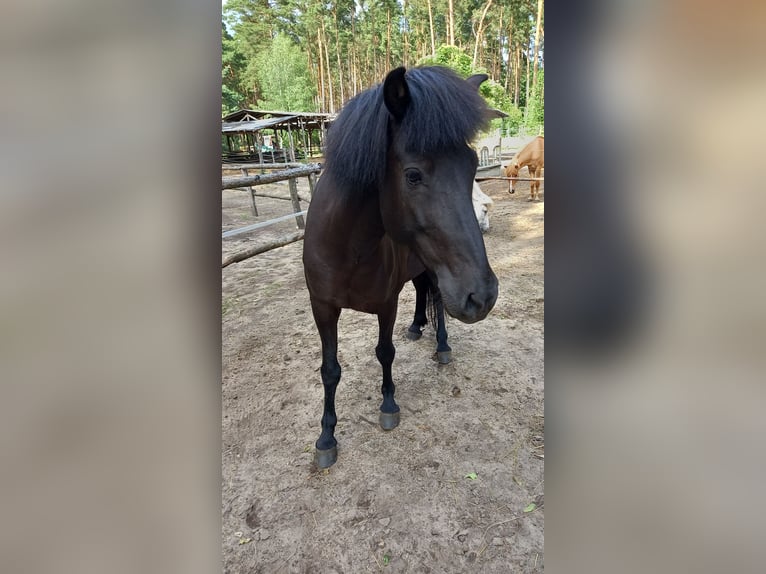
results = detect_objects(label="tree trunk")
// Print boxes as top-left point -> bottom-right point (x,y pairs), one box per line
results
334,7 -> 345,106
532,0 -> 543,95
495,6 -> 504,81
448,0 -> 455,45
472,0 -> 493,68
386,7 -> 391,71
321,20 -> 335,113
317,30 -> 326,112
402,0 -> 409,66
427,0 -> 436,55
505,14 -> 513,90
304,40 -> 317,109
524,43 -> 530,115
351,11 -> 358,95
514,46 -> 520,107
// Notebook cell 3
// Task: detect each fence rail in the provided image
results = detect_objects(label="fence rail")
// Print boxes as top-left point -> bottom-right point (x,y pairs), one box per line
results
475,174 -> 545,194
222,210 -> 309,239
222,162 -> 306,171
222,163 -> 321,190
475,176 -> 545,182
222,163 -> 542,268
222,230 -> 305,269
222,163 -> 322,268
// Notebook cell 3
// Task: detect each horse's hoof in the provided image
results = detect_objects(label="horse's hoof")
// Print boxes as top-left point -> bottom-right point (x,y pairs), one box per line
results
314,446 -> 338,468
379,411 -> 400,431
437,350 -> 452,364
406,329 -> 422,341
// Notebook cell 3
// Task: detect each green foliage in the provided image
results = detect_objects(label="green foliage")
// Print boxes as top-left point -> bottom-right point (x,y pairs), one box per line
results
480,79 -> 523,134
220,1 -> 544,121
417,44 -> 524,135
223,0 -> 278,109
501,105 -> 524,135
417,44 -> 475,78
255,34 -> 317,112
222,21 -> 248,114
524,68 -> 544,132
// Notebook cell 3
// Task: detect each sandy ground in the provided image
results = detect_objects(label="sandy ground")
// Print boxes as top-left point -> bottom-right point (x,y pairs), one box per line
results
222,169 -> 544,573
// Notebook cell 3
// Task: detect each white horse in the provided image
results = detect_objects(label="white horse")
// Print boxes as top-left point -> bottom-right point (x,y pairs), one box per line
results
472,181 -> 493,233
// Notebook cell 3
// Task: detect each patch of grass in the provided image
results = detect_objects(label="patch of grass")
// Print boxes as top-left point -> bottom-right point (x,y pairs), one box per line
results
222,296 -> 239,317
260,281 -> 283,298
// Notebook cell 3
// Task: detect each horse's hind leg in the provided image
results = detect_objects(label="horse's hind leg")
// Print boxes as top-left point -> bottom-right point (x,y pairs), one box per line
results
377,300 -> 401,431
406,272 -> 429,341
310,299 -> 342,468
529,166 -> 538,200
536,166 -> 543,200
431,284 -> 452,364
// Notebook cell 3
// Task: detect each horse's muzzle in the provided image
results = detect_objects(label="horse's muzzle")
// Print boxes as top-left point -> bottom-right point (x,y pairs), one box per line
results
453,273 -> 498,323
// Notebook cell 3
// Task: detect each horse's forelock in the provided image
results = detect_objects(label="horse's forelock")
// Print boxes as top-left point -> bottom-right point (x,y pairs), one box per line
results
399,67 -> 490,155
324,66 -> 491,197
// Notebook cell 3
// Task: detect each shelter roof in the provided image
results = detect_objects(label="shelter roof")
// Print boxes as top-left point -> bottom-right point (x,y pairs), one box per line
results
221,109 -> 333,133
221,116 -> 298,133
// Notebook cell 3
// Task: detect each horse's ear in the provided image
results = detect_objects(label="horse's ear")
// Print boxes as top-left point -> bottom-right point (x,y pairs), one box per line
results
383,67 -> 410,121
466,74 -> 489,90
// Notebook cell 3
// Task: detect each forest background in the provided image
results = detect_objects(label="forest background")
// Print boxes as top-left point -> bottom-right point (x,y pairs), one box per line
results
222,0 -> 543,135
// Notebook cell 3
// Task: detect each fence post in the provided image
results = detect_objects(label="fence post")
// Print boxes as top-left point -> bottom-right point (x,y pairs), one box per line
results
241,168 -> 258,216
307,172 -> 316,197
288,178 -> 305,229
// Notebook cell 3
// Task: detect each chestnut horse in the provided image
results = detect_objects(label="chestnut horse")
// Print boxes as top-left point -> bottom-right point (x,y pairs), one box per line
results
504,136 -> 545,200
302,67 -> 498,468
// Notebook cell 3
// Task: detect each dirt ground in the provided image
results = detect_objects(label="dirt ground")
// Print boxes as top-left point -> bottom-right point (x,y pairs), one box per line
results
222,170 -> 544,573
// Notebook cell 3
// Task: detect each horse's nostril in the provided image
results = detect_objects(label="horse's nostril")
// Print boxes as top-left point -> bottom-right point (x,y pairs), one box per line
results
466,292 -> 483,313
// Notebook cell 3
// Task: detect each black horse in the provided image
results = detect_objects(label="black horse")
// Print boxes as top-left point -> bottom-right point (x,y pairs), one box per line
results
405,183 -> 493,364
302,66 -> 498,468
405,272 -> 452,363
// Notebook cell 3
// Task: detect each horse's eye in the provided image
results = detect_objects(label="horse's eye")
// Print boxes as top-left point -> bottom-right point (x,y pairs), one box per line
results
405,169 -> 422,186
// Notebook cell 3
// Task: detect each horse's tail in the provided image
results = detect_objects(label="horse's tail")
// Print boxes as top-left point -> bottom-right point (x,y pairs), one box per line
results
426,278 -> 444,330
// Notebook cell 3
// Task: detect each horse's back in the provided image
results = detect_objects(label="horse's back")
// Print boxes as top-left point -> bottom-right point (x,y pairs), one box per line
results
525,136 -> 545,167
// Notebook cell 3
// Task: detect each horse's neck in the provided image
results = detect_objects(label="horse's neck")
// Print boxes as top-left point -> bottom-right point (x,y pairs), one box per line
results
340,195 -> 386,253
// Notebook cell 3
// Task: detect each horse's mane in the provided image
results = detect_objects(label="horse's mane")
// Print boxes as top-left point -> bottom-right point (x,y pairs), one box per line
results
323,66 -> 491,197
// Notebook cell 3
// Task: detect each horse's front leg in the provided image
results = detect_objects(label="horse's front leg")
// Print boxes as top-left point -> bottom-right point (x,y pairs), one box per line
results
431,285 -> 452,364
310,299 -> 342,468
406,272 -> 429,341
377,299 -> 401,430
529,166 -> 539,201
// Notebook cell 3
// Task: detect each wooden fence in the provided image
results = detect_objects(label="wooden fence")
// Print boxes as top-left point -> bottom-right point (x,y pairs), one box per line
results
475,175 -> 545,194
221,162 -> 543,267
222,163 -> 322,268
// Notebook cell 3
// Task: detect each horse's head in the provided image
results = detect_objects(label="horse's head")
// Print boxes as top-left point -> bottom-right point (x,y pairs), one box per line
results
378,67 -> 498,323
504,160 -> 521,193
472,181 -> 493,234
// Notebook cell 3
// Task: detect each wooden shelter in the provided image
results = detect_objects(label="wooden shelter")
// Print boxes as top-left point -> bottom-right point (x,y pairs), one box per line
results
222,109 -> 333,163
